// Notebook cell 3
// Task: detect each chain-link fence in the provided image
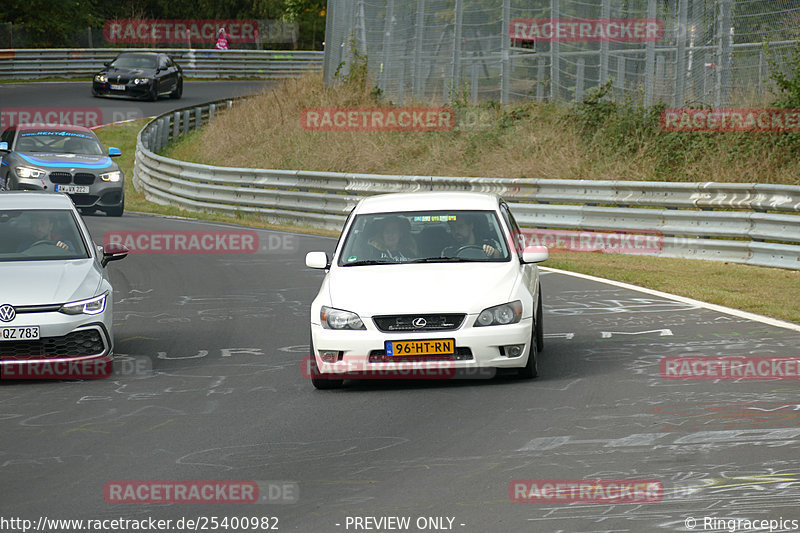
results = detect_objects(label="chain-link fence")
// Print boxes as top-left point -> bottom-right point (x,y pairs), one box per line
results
323,0 -> 800,106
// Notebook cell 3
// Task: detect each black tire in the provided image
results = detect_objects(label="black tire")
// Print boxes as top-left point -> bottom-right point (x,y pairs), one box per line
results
147,84 -> 158,102
309,335 -> 344,390
518,320 -> 539,379
105,203 -> 124,217
170,80 -> 183,99
535,286 -> 544,353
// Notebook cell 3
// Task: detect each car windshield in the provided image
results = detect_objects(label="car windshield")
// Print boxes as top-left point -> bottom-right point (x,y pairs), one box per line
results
338,210 -> 510,266
111,54 -> 157,69
15,130 -> 104,155
0,209 -> 90,261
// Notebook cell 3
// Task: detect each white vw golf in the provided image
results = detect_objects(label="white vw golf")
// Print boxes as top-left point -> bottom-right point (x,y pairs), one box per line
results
305,192 -> 548,389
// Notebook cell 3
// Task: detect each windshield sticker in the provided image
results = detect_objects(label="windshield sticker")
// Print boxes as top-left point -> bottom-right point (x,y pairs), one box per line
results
20,131 -> 94,140
413,215 -> 457,222
347,255 -> 358,262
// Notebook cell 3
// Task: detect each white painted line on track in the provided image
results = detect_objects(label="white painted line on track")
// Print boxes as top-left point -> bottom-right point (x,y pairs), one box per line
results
541,266 -> 800,333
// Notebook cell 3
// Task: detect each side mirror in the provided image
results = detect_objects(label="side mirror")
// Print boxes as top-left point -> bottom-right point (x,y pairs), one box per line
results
0,142 -> 8,151
103,62 -> 111,67
305,251 -> 329,269
101,243 -> 129,267
521,245 -> 549,264
108,147 -> 122,157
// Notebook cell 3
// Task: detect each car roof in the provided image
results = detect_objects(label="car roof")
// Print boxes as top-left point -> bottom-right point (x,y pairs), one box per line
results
16,124 -> 95,135
0,191 -> 78,210
116,51 -> 162,57
352,192 -> 501,215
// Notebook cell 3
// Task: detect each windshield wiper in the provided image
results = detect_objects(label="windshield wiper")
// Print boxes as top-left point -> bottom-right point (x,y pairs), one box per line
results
408,257 -> 474,263
342,259 -> 397,266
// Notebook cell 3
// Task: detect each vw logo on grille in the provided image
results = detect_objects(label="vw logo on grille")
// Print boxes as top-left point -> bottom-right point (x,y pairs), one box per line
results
412,317 -> 427,328
0,304 -> 16,322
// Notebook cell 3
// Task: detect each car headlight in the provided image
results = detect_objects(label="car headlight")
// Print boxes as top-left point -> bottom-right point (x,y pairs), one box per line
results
320,306 -> 365,330
59,293 -> 107,316
475,300 -> 523,327
95,74 -> 108,83
100,170 -> 122,182
133,78 -> 151,85
15,166 -> 46,179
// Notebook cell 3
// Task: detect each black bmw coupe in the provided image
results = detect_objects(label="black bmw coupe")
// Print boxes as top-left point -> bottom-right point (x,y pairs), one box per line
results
92,52 -> 183,101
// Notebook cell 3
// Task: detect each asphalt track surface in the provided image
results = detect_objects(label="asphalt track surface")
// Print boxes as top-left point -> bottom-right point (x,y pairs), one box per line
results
1,84 -> 800,533
0,80 -> 275,127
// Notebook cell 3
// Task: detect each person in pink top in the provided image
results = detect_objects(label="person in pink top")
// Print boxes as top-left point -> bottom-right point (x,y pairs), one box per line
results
215,27 -> 231,50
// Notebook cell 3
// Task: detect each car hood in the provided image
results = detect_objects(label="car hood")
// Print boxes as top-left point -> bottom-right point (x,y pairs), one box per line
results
16,152 -> 113,171
325,262 -> 520,316
0,260 -> 102,306
102,67 -> 153,77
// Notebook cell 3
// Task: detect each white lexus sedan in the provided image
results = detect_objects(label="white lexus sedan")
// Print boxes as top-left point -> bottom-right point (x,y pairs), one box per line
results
0,192 -> 127,379
305,192 -> 548,389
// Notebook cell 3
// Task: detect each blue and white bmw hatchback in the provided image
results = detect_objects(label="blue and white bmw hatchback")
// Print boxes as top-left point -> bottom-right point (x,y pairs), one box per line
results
0,192 -> 128,378
305,192 -> 548,389
0,124 -> 125,216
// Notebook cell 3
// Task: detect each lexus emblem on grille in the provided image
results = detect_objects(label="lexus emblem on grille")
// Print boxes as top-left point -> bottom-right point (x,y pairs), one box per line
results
0,304 -> 16,322
412,317 -> 427,328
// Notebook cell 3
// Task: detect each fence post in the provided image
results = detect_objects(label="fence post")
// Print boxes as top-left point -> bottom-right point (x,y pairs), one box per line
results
675,0 -> 688,107
451,0 -> 464,99
471,59 -> 479,104
379,0 -> 396,95
616,55 -> 625,98
644,0 -> 656,107
576,58 -> 585,101
550,0 -> 560,101
599,0 -> 610,86
501,0 -> 510,104
717,0 -> 732,106
413,0 -> 426,98
537,57 -> 545,101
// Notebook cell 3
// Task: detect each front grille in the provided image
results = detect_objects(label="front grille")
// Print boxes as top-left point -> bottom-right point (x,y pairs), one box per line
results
49,172 -> 72,184
68,194 -> 99,207
368,348 -> 474,361
73,173 -> 95,185
373,314 -> 465,332
0,330 -> 105,358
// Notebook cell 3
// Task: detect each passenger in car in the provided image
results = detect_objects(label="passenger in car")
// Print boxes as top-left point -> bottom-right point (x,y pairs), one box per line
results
366,216 -> 418,261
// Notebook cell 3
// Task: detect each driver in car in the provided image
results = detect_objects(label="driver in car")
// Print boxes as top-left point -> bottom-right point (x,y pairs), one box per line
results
442,215 -> 500,258
21,214 -> 75,252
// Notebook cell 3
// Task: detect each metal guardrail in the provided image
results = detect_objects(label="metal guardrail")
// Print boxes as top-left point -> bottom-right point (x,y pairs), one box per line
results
0,48 -> 323,80
133,99 -> 800,270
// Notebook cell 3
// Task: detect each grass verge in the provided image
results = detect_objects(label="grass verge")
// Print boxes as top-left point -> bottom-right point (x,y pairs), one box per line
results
93,119 -> 338,237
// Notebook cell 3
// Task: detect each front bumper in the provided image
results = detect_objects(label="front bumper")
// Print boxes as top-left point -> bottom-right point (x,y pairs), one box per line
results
93,80 -> 153,99
310,317 -> 533,378
13,177 -> 123,209
0,307 -> 113,364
